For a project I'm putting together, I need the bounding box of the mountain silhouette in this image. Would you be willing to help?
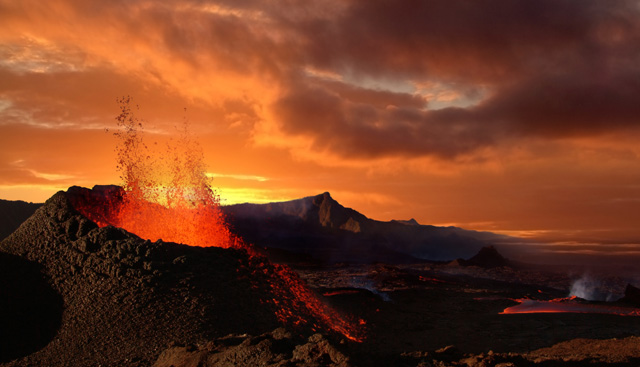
[0,199,42,240]
[0,191,515,264]
[223,192,513,263]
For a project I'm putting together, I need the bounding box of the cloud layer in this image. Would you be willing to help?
[3,0,640,160]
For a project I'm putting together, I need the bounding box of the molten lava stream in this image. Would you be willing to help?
[322,290,361,297]
[501,297,640,316]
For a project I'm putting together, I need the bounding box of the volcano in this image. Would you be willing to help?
[0,187,361,366]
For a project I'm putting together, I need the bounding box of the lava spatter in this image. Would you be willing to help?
[70,98,365,342]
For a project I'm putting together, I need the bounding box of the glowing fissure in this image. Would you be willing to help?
[323,290,361,297]
[501,296,640,316]
[71,97,364,341]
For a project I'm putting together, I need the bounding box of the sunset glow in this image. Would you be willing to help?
[2,0,640,255]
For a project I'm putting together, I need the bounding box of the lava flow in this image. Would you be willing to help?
[323,290,361,297]
[501,296,640,316]
[70,98,365,342]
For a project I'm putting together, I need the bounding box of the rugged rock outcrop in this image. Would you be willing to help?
[621,283,640,306]
[154,329,350,367]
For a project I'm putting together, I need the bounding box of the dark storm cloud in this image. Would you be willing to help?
[267,0,640,159]
[483,70,640,137]
[273,67,640,159]
[3,0,640,160]
[297,0,640,82]
[273,81,494,159]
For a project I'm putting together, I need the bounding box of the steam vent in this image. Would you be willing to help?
[0,186,360,366]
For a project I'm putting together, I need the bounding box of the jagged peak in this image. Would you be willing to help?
[312,192,335,205]
[222,191,365,230]
[392,218,420,226]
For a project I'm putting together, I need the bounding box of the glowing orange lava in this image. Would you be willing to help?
[107,97,236,248]
[418,276,447,284]
[501,297,640,316]
[70,98,364,341]
[322,290,361,297]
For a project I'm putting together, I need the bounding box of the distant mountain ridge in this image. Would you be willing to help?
[0,199,42,240]
[222,192,514,263]
[223,192,369,233]
[0,191,516,263]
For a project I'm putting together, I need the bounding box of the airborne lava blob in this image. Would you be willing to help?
[107,97,235,249]
[71,97,364,341]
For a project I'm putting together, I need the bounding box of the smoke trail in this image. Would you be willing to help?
[569,275,599,300]
[568,274,616,301]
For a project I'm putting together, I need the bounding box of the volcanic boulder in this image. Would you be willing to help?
[621,284,640,306]
[0,189,348,366]
[153,329,350,367]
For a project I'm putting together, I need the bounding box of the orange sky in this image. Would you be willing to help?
[2,0,640,250]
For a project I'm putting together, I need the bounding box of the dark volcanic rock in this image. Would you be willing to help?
[153,329,350,367]
[0,252,62,363]
[525,336,640,365]
[621,284,640,306]
[0,189,331,366]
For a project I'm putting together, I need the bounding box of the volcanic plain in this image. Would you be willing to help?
[1,187,640,366]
